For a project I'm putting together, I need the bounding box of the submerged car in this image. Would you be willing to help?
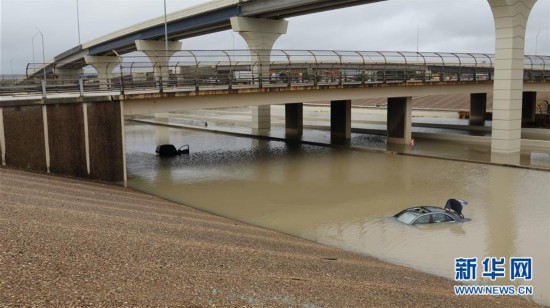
[394,199,469,225]
[155,144,190,157]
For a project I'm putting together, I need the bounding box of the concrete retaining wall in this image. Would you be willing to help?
[3,106,47,171]
[47,104,87,177]
[0,100,125,183]
[87,101,124,182]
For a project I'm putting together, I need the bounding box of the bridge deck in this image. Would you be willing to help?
[31,0,383,75]
[1,79,548,115]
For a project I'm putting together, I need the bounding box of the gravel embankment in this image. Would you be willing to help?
[0,168,539,307]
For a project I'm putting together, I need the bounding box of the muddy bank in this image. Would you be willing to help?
[0,168,538,307]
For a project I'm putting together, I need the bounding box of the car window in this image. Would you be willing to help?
[433,213,448,223]
[445,214,455,222]
[413,214,431,225]
[396,212,417,225]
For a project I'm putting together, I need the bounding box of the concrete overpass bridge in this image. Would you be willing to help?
[21,0,546,152]
[1,49,549,183]
[0,0,547,183]
[26,0,384,79]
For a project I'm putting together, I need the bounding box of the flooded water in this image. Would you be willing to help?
[125,122,550,305]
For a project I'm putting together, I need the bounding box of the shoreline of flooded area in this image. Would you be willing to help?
[2,168,539,307]
[125,118,549,306]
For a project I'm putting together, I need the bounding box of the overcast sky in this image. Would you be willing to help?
[1,0,549,75]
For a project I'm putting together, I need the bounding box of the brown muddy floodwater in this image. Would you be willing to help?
[125,122,550,305]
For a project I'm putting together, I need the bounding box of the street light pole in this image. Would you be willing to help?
[416,24,419,54]
[164,0,168,68]
[535,29,542,57]
[164,0,168,55]
[77,0,81,45]
[34,27,46,82]
[162,0,168,91]
[32,38,36,72]
[10,58,14,80]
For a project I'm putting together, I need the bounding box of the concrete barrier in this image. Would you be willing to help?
[0,98,125,183]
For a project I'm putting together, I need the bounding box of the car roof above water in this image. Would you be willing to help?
[403,206,447,215]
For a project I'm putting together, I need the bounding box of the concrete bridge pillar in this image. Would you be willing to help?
[387,97,412,145]
[469,93,487,126]
[84,56,122,89]
[252,105,271,131]
[522,91,537,126]
[230,16,288,81]
[488,0,537,154]
[331,100,351,144]
[231,17,288,131]
[285,103,303,139]
[135,40,182,85]
[0,108,5,166]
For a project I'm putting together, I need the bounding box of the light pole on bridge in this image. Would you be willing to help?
[76,0,81,46]
[32,27,46,82]
[10,58,14,80]
[164,0,168,60]
[31,37,35,73]
[163,0,169,91]
[535,29,542,57]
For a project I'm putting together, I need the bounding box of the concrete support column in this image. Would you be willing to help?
[42,105,50,173]
[120,101,127,186]
[230,17,288,82]
[522,91,537,126]
[387,97,412,145]
[232,17,287,132]
[0,108,5,166]
[84,56,122,88]
[252,105,271,131]
[82,103,91,175]
[285,103,303,139]
[135,40,182,84]
[488,0,537,154]
[469,93,487,126]
[331,100,351,143]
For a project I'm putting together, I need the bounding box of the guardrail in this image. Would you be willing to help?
[2,50,549,97]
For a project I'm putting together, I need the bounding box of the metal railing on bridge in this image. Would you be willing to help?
[2,50,549,97]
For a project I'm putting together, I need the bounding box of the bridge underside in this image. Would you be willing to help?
[120,82,548,115]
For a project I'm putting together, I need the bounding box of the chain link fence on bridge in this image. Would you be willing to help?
[1,50,548,98]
